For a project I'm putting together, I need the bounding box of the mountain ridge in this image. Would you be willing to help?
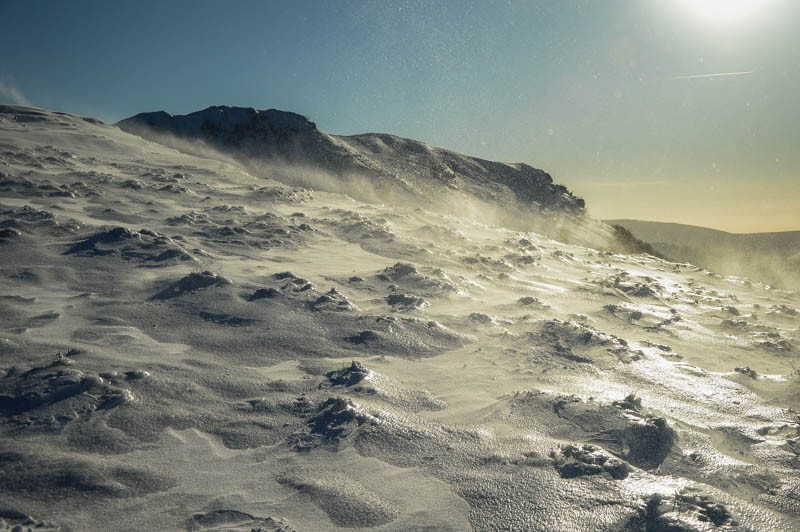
[609,218,800,290]
[608,219,800,238]
[117,105,586,215]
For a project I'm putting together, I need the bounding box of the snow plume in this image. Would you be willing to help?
[117,111,619,252]
[240,155,615,250]
[111,125,246,172]
[0,81,30,105]
[125,127,616,250]
[246,158,413,206]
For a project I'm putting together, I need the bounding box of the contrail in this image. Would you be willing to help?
[670,71,753,80]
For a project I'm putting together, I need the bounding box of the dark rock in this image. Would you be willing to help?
[386,293,427,309]
[0,354,133,425]
[248,287,280,301]
[311,288,356,312]
[64,226,139,254]
[307,397,369,446]
[0,228,22,241]
[327,361,370,387]
[151,271,231,300]
[551,444,631,480]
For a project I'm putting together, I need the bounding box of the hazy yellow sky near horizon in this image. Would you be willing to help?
[574,176,799,234]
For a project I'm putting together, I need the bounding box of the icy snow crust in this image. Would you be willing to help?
[1,105,799,531]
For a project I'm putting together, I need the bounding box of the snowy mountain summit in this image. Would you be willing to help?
[118,106,585,215]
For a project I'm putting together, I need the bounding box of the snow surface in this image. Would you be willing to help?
[608,219,800,291]
[1,105,799,531]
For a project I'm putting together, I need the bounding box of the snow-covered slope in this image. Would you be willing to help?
[1,105,799,531]
[609,219,800,291]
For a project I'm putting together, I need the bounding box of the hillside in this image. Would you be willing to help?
[609,219,800,290]
[1,105,799,531]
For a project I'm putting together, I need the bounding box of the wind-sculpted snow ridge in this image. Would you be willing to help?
[117,105,586,216]
[1,105,800,530]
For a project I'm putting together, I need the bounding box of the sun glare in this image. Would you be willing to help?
[680,0,769,22]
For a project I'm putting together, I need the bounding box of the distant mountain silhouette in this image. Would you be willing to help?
[608,219,800,290]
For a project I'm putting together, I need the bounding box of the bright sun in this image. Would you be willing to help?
[681,0,769,22]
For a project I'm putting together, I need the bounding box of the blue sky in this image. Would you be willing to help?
[1,0,798,231]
